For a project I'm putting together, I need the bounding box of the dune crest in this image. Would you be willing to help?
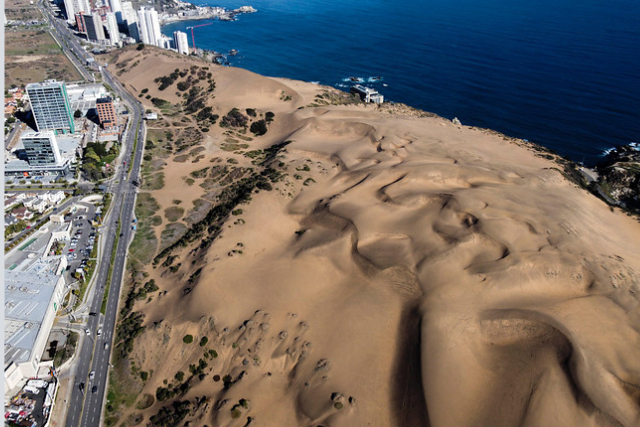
[107,47,640,427]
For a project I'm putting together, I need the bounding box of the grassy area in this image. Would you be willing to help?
[164,206,184,222]
[4,29,81,86]
[101,222,120,314]
[5,0,43,21]
[141,172,165,190]
[105,361,141,427]
[127,122,140,176]
[159,222,187,252]
[128,194,160,265]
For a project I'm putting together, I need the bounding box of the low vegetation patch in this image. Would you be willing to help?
[164,206,184,222]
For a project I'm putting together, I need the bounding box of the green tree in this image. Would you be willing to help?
[74,109,83,118]
[84,149,101,164]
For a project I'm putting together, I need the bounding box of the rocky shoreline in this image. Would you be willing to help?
[159,0,256,25]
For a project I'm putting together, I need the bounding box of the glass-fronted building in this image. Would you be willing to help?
[22,131,63,166]
[26,80,75,134]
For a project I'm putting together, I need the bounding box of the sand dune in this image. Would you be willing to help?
[106,47,640,427]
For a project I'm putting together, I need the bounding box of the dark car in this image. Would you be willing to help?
[92,386,98,394]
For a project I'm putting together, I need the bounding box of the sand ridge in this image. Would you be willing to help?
[105,46,640,427]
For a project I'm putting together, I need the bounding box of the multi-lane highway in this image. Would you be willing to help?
[35,2,147,426]
[75,69,145,427]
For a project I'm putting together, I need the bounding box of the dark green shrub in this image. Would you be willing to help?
[250,119,268,136]
[183,335,193,344]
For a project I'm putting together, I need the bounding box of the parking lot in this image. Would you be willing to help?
[63,205,98,282]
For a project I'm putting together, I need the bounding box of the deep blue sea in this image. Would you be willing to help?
[163,0,640,165]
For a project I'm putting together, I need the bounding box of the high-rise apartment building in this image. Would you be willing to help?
[105,12,120,45]
[26,80,75,134]
[84,13,106,42]
[173,30,189,55]
[96,97,117,128]
[117,0,134,24]
[75,11,87,33]
[21,131,62,166]
[63,0,90,23]
[137,6,162,47]
[109,0,122,14]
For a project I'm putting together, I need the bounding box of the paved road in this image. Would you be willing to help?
[40,0,96,81]
[76,73,144,427]
[35,2,145,426]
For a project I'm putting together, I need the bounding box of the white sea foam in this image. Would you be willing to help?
[602,142,639,156]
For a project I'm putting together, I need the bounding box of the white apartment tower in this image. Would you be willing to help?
[173,30,189,55]
[63,0,91,23]
[105,13,121,45]
[137,6,162,47]
[109,0,122,14]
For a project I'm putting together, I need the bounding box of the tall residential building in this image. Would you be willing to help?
[96,97,117,128]
[137,6,162,47]
[63,0,90,23]
[84,13,106,42]
[109,0,122,14]
[173,30,189,55]
[75,12,87,33]
[105,12,120,45]
[26,80,75,134]
[117,0,136,24]
[21,131,62,166]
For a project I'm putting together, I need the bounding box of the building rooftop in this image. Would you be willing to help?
[4,265,64,368]
[26,80,65,89]
[4,158,70,173]
[5,221,68,271]
[67,83,109,112]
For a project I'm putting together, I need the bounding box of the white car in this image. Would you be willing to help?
[97,328,102,336]
[85,329,90,335]
[89,371,95,380]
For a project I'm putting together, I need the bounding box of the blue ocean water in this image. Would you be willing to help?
[162,0,640,165]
